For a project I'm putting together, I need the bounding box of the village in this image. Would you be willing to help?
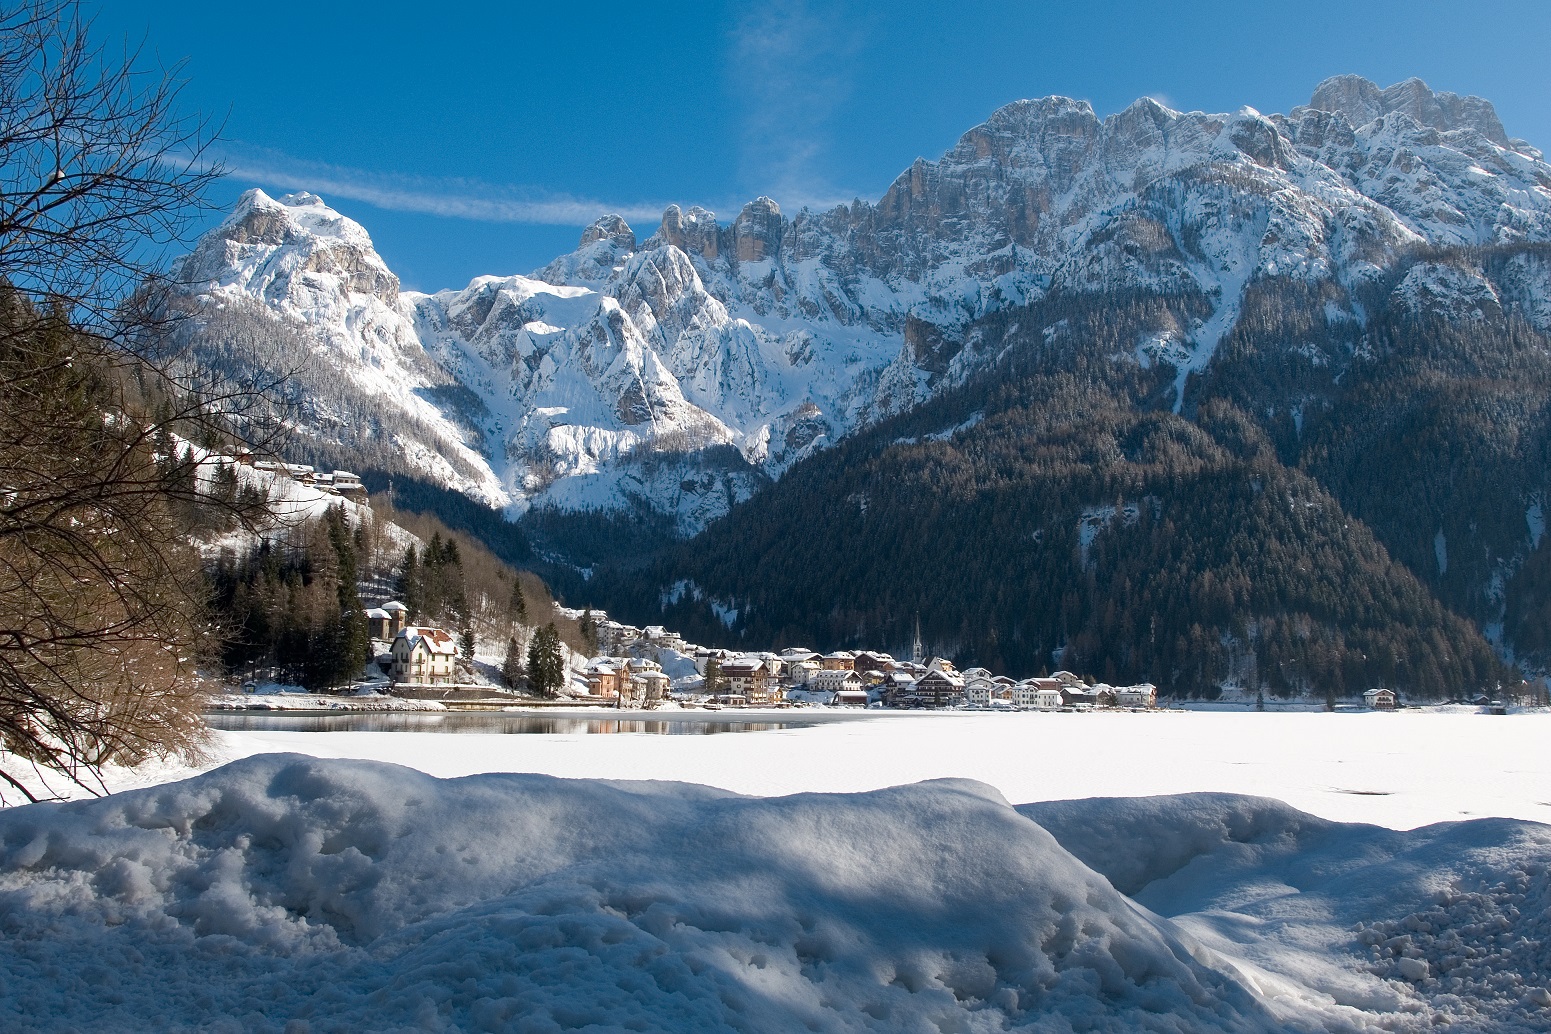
[369,600,1192,712]
[212,454,1403,714]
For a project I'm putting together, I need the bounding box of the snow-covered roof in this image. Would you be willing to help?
[396,626,457,656]
[382,600,409,613]
[365,608,390,620]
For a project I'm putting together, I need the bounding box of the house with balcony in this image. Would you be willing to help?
[390,626,458,685]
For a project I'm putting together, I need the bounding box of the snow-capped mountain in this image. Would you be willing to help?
[172,75,1551,531]
[172,189,510,506]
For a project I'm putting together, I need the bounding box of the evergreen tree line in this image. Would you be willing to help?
[1196,254,1551,660]
[209,506,372,691]
[580,275,1521,699]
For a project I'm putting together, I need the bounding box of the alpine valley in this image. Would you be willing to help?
[172,75,1551,696]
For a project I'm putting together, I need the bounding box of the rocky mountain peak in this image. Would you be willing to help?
[658,204,719,260]
[951,95,1101,168]
[579,213,637,250]
[177,188,399,305]
[1306,74,1510,147]
[732,197,784,262]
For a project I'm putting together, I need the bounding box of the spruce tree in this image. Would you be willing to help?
[527,623,565,698]
[580,606,598,656]
[459,627,475,663]
[508,576,527,623]
[325,506,370,687]
[704,656,724,697]
[502,635,523,687]
[396,545,420,618]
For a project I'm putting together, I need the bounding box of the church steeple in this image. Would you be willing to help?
[911,615,924,664]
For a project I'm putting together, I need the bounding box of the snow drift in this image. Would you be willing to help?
[0,757,1547,1031]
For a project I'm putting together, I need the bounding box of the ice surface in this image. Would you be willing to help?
[211,710,1551,829]
[5,712,1551,1030]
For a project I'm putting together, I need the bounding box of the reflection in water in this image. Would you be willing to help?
[206,712,805,735]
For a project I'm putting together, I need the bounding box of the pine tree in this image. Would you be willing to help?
[459,627,475,663]
[527,623,565,698]
[579,606,598,656]
[396,545,420,618]
[325,505,370,688]
[508,575,527,623]
[501,635,523,687]
[703,656,724,698]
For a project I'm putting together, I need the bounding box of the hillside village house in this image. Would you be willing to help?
[810,668,864,698]
[365,608,391,640]
[585,661,623,699]
[631,669,670,704]
[786,660,821,686]
[821,651,857,671]
[901,661,966,708]
[695,648,736,675]
[382,601,409,637]
[391,626,458,685]
[964,674,997,707]
[852,651,894,674]
[1363,687,1398,710]
[721,659,777,703]
[1115,684,1158,708]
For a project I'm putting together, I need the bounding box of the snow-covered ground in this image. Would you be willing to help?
[214,709,1551,829]
[2,712,1549,1032]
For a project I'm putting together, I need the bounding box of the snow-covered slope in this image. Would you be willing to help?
[173,75,1551,530]
[173,190,509,506]
[3,754,1549,1031]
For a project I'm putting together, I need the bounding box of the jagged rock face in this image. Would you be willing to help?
[177,190,402,312]
[1309,74,1512,148]
[579,214,637,251]
[171,190,507,506]
[731,197,784,262]
[659,204,718,260]
[173,76,1551,536]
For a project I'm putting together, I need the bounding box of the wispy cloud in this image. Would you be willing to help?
[727,0,869,212]
[217,144,668,226]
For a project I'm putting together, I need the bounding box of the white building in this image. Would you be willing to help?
[1115,684,1157,708]
[390,626,458,685]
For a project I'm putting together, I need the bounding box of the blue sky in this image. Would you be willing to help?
[101,0,1551,293]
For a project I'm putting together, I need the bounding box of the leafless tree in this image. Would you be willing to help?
[0,1,280,802]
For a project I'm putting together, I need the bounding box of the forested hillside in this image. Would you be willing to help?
[583,259,1542,698]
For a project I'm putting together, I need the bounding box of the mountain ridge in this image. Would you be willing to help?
[171,74,1551,535]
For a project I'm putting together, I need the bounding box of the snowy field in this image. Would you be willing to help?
[1,712,1549,1032]
[217,709,1551,829]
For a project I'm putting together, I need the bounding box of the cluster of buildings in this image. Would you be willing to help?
[699,649,1154,710]
[581,617,1158,711]
[238,454,368,498]
[363,601,461,686]
[582,657,672,706]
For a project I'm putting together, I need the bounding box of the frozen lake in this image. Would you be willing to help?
[8,709,1551,1031]
[212,708,1551,830]
[206,710,864,736]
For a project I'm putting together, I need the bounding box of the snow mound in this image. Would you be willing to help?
[0,756,1276,1032]
[1023,793,1551,1030]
